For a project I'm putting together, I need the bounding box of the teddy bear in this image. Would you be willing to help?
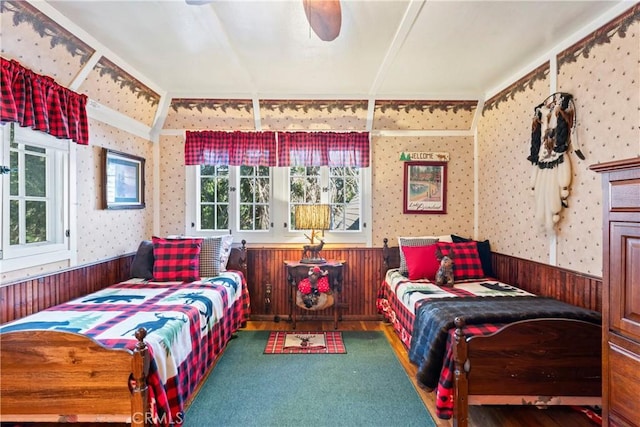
[435,249,454,287]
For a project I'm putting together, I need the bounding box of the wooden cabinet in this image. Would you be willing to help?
[591,158,640,427]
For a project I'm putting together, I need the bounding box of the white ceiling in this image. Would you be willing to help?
[43,0,629,101]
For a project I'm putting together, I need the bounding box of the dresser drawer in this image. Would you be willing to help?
[608,338,640,426]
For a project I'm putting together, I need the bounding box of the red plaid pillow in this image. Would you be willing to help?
[152,237,202,282]
[436,241,484,280]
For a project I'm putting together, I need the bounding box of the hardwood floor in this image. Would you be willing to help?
[243,319,600,427]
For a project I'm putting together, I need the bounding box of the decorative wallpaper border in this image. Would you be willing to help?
[558,4,640,70]
[94,57,160,106]
[169,99,370,114]
[375,100,476,114]
[259,99,368,113]
[170,98,253,113]
[483,63,550,114]
[1,0,94,64]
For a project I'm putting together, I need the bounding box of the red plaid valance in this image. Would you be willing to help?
[278,131,369,167]
[185,130,277,166]
[185,130,370,167]
[1,58,89,145]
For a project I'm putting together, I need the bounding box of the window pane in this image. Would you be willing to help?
[331,177,345,203]
[24,153,46,197]
[239,204,252,230]
[199,165,229,230]
[9,200,19,245]
[216,177,229,203]
[25,145,45,154]
[25,200,46,243]
[290,177,305,203]
[256,178,270,203]
[239,177,254,203]
[329,167,360,231]
[238,166,271,230]
[255,205,270,230]
[201,205,214,229]
[9,151,18,195]
[290,166,306,177]
[201,177,215,203]
[216,204,229,229]
[201,165,215,175]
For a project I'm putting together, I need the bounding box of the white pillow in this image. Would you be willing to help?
[219,234,234,271]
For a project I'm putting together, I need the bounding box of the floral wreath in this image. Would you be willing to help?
[298,266,330,294]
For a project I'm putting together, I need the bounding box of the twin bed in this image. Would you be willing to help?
[0,237,250,426]
[377,237,602,427]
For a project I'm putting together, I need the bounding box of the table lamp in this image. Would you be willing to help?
[295,204,330,263]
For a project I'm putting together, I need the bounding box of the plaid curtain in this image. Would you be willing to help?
[278,131,370,167]
[184,130,277,166]
[0,58,89,145]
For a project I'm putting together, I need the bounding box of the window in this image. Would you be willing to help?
[186,165,371,245]
[1,123,75,271]
[289,166,361,232]
[239,165,270,231]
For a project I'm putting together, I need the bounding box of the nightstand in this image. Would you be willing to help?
[284,260,345,329]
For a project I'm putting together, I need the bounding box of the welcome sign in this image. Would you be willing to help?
[399,152,449,161]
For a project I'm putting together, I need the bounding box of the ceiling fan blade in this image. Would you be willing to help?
[303,0,342,41]
[185,0,213,5]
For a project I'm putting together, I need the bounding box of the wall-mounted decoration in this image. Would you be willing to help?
[528,92,577,232]
[403,161,447,214]
[102,148,145,210]
[399,152,449,162]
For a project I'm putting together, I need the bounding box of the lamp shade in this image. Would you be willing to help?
[295,204,331,231]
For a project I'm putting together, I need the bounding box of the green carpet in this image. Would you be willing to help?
[184,330,435,427]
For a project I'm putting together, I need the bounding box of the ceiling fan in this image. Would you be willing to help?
[185,0,342,42]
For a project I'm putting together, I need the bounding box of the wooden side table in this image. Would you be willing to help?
[284,260,345,329]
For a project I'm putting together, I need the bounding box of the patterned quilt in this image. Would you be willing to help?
[376,268,534,348]
[0,271,250,426]
[376,268,601,419]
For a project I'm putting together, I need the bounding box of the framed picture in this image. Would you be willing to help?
[403,161,447,214]
[103,148,145,209]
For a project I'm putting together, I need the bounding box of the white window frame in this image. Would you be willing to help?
[185,165,372,246]
[0,123,77,272]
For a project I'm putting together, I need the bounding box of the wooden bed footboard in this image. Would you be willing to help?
[0,328,151,426]
[452,317,602,427]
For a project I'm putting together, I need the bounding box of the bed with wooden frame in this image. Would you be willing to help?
[0,240,249,427]
[379,238,602,427]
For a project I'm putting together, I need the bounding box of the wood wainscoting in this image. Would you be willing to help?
[245,246,386,322]
[0,255,133,324]
[0,247,601,325]
[491,252,602,312]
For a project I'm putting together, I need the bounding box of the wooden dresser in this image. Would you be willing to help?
[591,158,640,427]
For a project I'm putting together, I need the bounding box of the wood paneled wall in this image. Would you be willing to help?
[245,247,386,321]
[0,256,133,324]
[0,247,602,325]
[491,252,602,312]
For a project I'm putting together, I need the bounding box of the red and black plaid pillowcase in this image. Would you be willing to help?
[152,237,202,282]
[436,241,484,280]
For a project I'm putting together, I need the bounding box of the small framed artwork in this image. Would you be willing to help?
[103,148,145,209]
[403,161,447,214]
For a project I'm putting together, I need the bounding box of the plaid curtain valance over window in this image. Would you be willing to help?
[184,130,369,167]
[277,131,369,167]
[0,58,89,145]
[184,130,277,166]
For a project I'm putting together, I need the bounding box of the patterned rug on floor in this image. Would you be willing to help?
[263,331,346,354]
